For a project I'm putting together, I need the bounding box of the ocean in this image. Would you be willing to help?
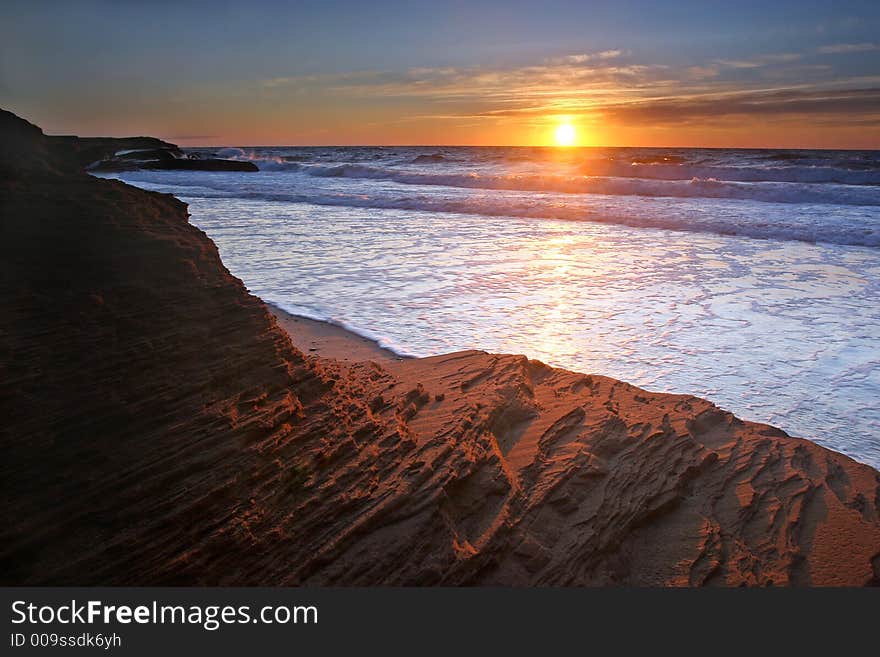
[101,145,880,468]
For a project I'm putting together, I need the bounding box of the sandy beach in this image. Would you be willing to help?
[268,303,402,362]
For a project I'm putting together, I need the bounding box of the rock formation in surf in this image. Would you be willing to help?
[6,116,258,172]
[1,109,878,586]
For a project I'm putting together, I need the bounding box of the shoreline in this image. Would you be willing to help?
[270,303,878,472]
[267,302,408,362]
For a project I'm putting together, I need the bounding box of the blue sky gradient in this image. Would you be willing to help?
[2,0,879,146]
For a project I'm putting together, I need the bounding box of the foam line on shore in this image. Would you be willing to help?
[265,300,417,359]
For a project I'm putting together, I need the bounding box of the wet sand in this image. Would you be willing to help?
[268,303,404,362]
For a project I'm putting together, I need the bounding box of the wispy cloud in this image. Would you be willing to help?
[544,49,626,65]
[598,86,880,125]
[256,48,880,132]
[166,134,220,140]
[714,53,802,69]
[759,53,803,63]
[261,55,671,104]
[817,43,880,54]
[261,70,394,89]
[687,65,720,80]
[714,59,764,70]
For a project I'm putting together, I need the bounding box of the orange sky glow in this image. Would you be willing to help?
[3,3,879,148]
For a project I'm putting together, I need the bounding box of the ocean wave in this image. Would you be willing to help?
[291,163,880,206]
[108,173,879,248]
[213,147,296,170]
[199,146,880,185]
[762,152,810,162]
[584,161,880,185]
[410,153,447,164]
[275,193,880,247]
[628,154,688,165]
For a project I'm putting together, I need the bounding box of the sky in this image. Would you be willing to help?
[2,0,880,147]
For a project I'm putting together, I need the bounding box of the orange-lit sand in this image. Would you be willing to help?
[263,310,880,585]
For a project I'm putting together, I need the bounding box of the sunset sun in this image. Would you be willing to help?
[555,123,576,146]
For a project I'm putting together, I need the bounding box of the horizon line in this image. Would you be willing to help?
[151,142,880,152]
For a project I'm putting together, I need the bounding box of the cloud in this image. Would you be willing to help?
[714,59,764,69]
[261,70,397,89]
[599,86,880,125]
[687,65,720,80]
[545,49,625,65]
[714,53,802,69]
[817,43,880,54]
[255,50,880,132]
[261,57,671,105]
[166,134,220,140]
[759,53,803,63]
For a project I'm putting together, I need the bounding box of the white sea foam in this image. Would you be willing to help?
[99,144,880,468]
[101,169,880,247]
[179,196,880,470]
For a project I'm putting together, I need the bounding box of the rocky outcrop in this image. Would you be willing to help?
[1,109,878,586]
[0,110,257,172]
[50,135,183,170]
[88,153,258,172]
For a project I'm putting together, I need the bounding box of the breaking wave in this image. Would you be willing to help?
[98,171,880,247]
[286,163,880,206]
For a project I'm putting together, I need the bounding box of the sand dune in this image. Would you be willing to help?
[1,109,878,585]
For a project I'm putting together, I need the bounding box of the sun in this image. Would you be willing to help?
[554,123,576,147]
